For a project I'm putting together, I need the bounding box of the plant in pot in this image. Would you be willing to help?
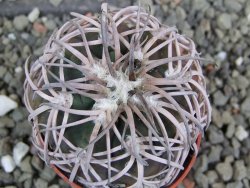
[24,3,211,188]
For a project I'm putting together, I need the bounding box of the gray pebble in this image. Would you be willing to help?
[34,178,48,188]
[206,170,218,184]
[13,15,29,31]
[19,156,33,173]
[226,123,235,138]
[217,13,232,30]
[40,166,56,182]
[0,66,7,79]
[233,160,247,180]
[11,120,32,138]
[216,162,233,181]
[194,172,209,188]
[208,145,223,163]
[235,75,249,90]
[0,116,15,128]
[208,126,224,144]
[225,0,243,12]
[226,181,243,188]
[0,138,11,156]
[212,183,226,188]
[213,90,229,106]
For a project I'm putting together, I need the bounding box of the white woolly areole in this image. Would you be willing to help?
[134,49,144,61]
[52,92,73,108]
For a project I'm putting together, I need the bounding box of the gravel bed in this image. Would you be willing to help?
[0,0,249,187]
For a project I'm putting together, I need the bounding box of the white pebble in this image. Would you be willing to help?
[1,155,16,173]
[235,57,243,66]
[28,7,40,23]
[15,66,23,73]
[0,95,18,116]
[13,142,29,165]
[8,33,16,40]
[235,126,249,141]
[216,51,227,61]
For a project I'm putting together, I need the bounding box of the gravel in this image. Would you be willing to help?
[0,0,250,187]
[13,142,29,165]
[0,95,18,116]
[1,155,16,173]
[215,162,233,181]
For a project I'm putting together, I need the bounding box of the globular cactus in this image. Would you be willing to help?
[24,3,211,188]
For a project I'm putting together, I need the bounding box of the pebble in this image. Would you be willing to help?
[226,181,243,188]
[212,183,226,188]
[225,0,242,12]
[34,178,48,188]
[33,22,47,33]
[241,97,250,117]
[235,75,249,90]
[206,170,218,184]
[216,51,227,61]
[28,7,40,23]
[0,95,18,116]
[13,142,29,165]
[0,138,11,156]
[213,90,229,106]
[226,123,235,138]
[40,166,56,182]
[13,15,29,31]
[11,120,32,138]
[235,57,244,66]
[233,160,247,180]
[235,125,249,141]
[215,162,233,181]
[217,13,232,30]
[208,145,223,163]
[1,155,16,173]
[49,0,63,7]
[208,127,224,144]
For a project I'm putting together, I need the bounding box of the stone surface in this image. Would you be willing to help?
[1,155,16,173]
[13,15,29,31]
[28,7,40,23]
[233,160,247,180]
[13,142,29,165]
[0,95,18,116]
[213,90,229,106]
[235,125,249,141]
[215,162,233,181]
[217,13,232,30]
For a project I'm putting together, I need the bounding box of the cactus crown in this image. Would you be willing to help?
[24,3,211,187]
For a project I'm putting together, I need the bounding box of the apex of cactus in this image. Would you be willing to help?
[24,3,211,187]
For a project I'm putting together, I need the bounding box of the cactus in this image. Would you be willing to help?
[24,3,211,187]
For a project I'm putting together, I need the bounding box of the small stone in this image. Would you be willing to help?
[28,7,40,23]
[235,125,248,141]
[5,186,17,188]
[18,172,32,183]
[176,7,186,20]
[19,156,33,173]
[224,0,242,12]
[225,155,234,164]
[13,15,29,31]
[48,185,60,188]
[11,120,32,138]
[208,145,223,163]
[206,170,218,184]
[1,155,16,173]
[8,33,16,40]
[235,57,243,66]
[31,155,43,171]
[34,178,48,188]
[0,66,7,78]
[226,181,243,188]
[33,22,47,33]
[235,75,249,90]
[49,0,63,7]
[241,97,250,117]
[0,138,11,156]
[233,160,247,180]
[216,162,233,181]
[226,123,235,138]
[40,166,56,182]
[13,142,29,165]
[0,95,18,116]
[213,90,229,106]
[217,13,232,30]
[208,127,224,144]
[44,19,57,30]
[24,178,32,188]
[216,51,227,61]
[194,172,208,188]
[212,183,226,188]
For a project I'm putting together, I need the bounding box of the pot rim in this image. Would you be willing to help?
[50,134,202,188]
